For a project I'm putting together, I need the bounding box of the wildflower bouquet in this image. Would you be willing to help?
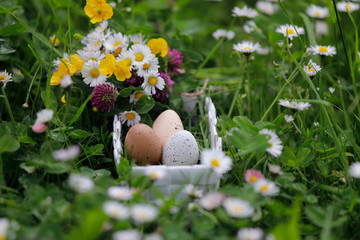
[50,7,183,127]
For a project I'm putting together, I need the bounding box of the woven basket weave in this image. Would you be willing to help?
[113,96,222,198]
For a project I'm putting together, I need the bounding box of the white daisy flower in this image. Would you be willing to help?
[212,29,235,40]
[136,57,160,77]
[308,45,336,56]
[0,70,12,88]
[256,46,270,55]
[284,114,294,122]
[119,110,141,127]
[144,233,164,240]
[279,99,312,111]
[237,228,264,240]
[107,186,133,201]
[349,162,360,178]
[76,48,105,62]
[130,44,153,68]
[103,201,129,220]
[117,50,136,71]
[68,174,94,193]
[329,87,335,93]
[52,53,70,68]
[306,4,329,19]
[198,192,224,210]
[256,1,278,15]
[226,30,235,40]
[84,30,110,49]
[232,6,259,18]
[142,71,165,95]
[184,184,203,198]
[35,109,54,124]
[144,166,167,180]
[243,21,260,34]
[130,204,158,225]
[222,197,254,218]
[113,229,141,240]
[253,179,280,196]
[95,20,108,32]
[81,60,107,87]
[303,59,321,77]
[314,122,320,127]
[259,129,283,158]
[315,20,329,37]
[0,218,9,240]
[336,2,360,12]
[129,91,146,104]
[104,32,129,57]
[52,145,81,161]
[60,74,73,89]
[129,33,147,45]
[275,24,305,40]
[268,163,283,175]
[233,41,260,55]
[200,149,233,176]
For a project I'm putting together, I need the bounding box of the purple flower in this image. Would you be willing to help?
[91,83,119,112]
[124,71,144,87]
[167,47,184,75]
[159,72,174,92]
[152,88,168,104]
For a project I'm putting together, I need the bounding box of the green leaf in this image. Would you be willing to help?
[0,22,26,36]
[282,147,298,167]
[182,50,203,63]
[0,40,15,54]
[305,205,325,227]
[18,136,37,145]
[47,162,72,174]
[84,144,104,156]
[135,95,155,114]
[65,93,93,131]
[233,116,258,135]
[68,129,92,139]
[119,86,134,98]
[0,135,20,153]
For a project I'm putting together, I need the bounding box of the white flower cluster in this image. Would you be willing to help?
[212,29,235,40]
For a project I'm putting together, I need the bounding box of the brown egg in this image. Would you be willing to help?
[152,110,184,149]
[125,123,162,165]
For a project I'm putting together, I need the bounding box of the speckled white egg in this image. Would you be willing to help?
[162,130,199,166]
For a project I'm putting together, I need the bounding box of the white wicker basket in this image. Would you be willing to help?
[113,96,222,198]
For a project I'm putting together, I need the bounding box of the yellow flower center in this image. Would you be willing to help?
[319,46,328,53]
[308,69,314,72]
[116,193,124,199]
[0,233,6,240]
[249,176,257,183]
[90,57,97,61]
[135,53,144,61]
[0,75,5,80]
[114,47,121,57]
[233,205,244,214]
[243,47,251,51]
[95,41,100,47]
[143,63,150,69]
[125,58,132,66]
[287,28,295,35]
[150,172,158,179]
[314,11,321,17]
[96,8,102,15]
[134,41,139,44]
[346,3,352,10]
[211,158,219,167]
[114,41,122,47]
[260,185,269,192]
[90,69,100,78]
[148,77,157,85]
[126,113,135,120]
[135,92,143,99]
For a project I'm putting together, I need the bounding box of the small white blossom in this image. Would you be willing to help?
[306,4,329,19]
[144,167,167,181]
[184,184,203,198]
[52,145,81,161]
[315,20,329,37]
[259,129,283,158]
[336,2,360,12]
[256,1,278,15]
[308,45,336,56]
[107,186,133,201]
[303,59,321,77]
[232,6,259,18]
[268,163,283,175]
[284,115,294,122]
[233,41,260,54]
[0,70,12,88]
[349,162,360,178]
[0,218,9,240]
[329,87,335,93]
[213,29,235,40]
[35,109,54,124]
[222,197,254,218]
[119,110,141,127]
[279,99,311,111]
[131,204,158,225]
[113,229,141,240]
[237,228,264,240]
[200,149,233,176]
[60,74,73,88]
[103,201,129,220]
[68,174,94,193]
[276,24,305,40]
[254,179,280,196]
[198,192,224,210]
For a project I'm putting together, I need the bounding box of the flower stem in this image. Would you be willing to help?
[246,56,251,118]
[0,154,5,189]
[260,69,299,121]
[1,87,17,134]
[228,77,242,117]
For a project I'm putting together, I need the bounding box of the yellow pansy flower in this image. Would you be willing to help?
[147,38,168,57]
[99,54,116,77]
[114,60,132,81]
[84,0,113,24]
